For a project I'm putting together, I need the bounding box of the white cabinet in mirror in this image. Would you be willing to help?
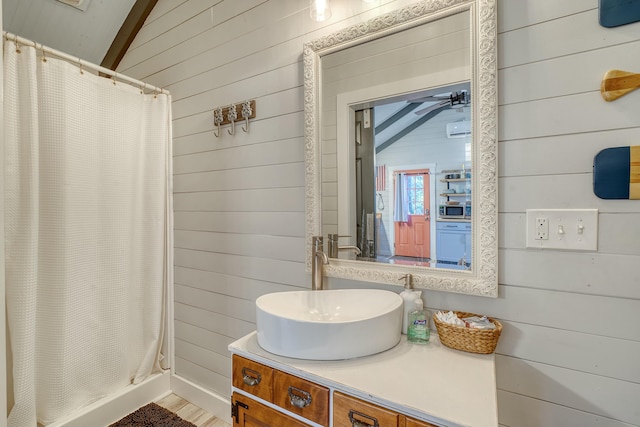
[304,0,498,297]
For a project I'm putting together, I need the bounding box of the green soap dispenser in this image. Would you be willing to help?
[407,298,430,344]
[399,274,421,335]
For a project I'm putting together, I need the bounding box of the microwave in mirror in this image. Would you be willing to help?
[439,204,468,218]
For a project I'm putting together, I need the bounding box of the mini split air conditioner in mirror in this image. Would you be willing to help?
[446,121,471,138]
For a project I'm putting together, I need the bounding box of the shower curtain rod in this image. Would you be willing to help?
[3,31,169,95]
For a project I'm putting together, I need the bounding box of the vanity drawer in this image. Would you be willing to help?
[333,391,399,427]
[232,355,274,402]
[405,417,439,427]
[232,392,312,427]
[273,370,329,426]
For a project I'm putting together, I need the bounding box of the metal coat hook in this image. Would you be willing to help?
[227,104,238,135]
[213,107,223,137]
[241,100,252,132]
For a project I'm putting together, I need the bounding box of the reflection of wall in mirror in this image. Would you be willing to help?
[320,10,471,246]
[375,102,471,261]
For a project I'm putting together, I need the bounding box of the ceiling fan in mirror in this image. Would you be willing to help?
[410,90,471,115]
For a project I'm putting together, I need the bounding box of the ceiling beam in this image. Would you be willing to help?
[375,104,450,154]
[100,0,158,71]
[374,103,422,135]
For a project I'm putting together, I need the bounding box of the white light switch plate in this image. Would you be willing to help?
[526,209,598,251]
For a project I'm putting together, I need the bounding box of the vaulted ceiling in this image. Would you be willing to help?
[2,0,156,69]
[2,2,471,147]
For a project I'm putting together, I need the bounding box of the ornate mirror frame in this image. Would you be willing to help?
[304,0,498,297]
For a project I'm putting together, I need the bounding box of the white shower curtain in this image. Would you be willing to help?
[3,39,172,426]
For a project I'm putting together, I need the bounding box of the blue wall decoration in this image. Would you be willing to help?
[593,146,640,199]
[599,0,640,27]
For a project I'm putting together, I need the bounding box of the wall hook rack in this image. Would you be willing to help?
[227,104,238,135]
[213,107,223,137]
[212,100,256,137]
[601,69,640,101]
[241,100,252,132]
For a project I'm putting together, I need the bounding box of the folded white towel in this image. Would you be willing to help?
[435,310,465,327]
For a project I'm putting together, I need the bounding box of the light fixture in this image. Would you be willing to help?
[310,0,331,22]
[362,0,377,3]
[56,0,91,11]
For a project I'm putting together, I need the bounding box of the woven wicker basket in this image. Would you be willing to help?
[433,311,502,354]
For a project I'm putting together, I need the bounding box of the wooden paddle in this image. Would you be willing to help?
[601,70,640,101]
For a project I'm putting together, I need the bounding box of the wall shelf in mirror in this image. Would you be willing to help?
[303,0,498,297]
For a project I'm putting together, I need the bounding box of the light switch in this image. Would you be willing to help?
[526,209,598,251]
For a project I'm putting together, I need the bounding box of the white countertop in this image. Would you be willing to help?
[229,332,498,427]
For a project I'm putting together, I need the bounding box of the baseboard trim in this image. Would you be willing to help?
[48,370,171,427]
[170,374,232,425]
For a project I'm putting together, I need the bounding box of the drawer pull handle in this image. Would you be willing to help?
[288,386,312,408]
[348,410,379,427]
[241,367,261,386]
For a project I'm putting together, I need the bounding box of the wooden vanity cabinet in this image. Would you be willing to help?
[273,370,329,425]
[405,417,439,427]
[232,355,274,402]
[231,355,329,426]
[334,391,400,426]
[232,392,311,427]
[232,354,450,427]
[334,391,438,427]
[230,333,497,427]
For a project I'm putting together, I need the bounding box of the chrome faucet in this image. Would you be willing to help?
[312,236,329,290]
[339,245,361,256]
[327,234,362,258]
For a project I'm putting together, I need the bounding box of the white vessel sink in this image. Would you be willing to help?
[255,289,403,360]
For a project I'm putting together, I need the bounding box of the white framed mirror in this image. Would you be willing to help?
[304,0,497,297]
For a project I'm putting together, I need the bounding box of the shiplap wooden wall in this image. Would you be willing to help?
[118,0,640,425]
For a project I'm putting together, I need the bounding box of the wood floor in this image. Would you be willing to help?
[155,394,230,427]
